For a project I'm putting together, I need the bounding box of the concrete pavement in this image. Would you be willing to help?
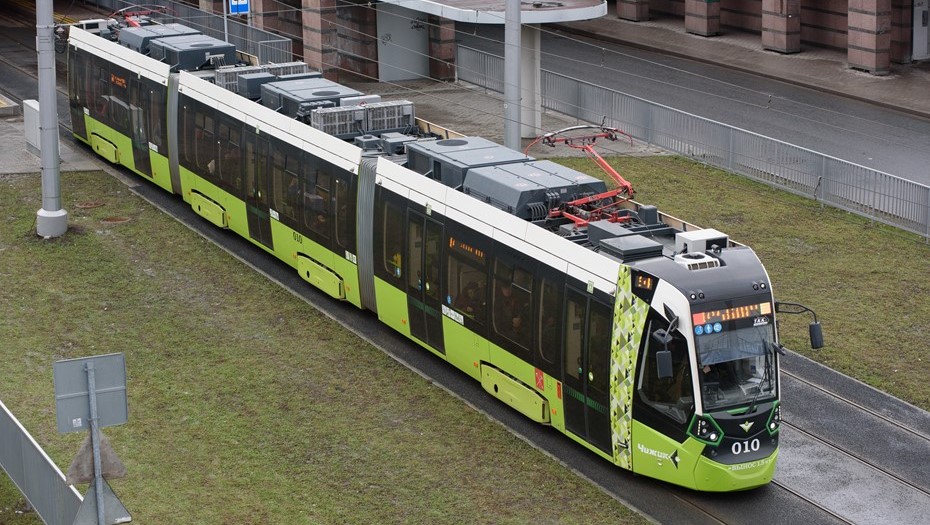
[556,6,930,119]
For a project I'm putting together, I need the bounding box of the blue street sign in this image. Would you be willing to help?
[230,0,250,15]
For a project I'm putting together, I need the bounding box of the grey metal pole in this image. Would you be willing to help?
[503,0,521,150]
[86,362,106,525]
[223,0,230,43]
[35,0,68,238]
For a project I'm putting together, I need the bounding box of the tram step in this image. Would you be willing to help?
[480,365,550,424]
[90,133,118,163]
[297,255,345,300]
[191,192,228,228]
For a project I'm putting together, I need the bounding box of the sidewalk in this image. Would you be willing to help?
[0,114,100,175]
[557,7,930,119]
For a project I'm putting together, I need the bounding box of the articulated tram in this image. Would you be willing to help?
[65,19,813,491]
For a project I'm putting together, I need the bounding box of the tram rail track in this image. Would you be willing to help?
[769,478,855,525]
[781,419,930,500]
[782,368,930,446]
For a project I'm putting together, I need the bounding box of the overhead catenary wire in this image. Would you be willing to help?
[152,3,930,245]
[231,0,930,158]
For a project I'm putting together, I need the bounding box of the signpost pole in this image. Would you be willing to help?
[85,362,106,525]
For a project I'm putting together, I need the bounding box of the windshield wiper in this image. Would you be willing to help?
[743,342,777,415]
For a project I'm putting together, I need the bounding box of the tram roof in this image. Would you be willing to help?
[376,0,607,24]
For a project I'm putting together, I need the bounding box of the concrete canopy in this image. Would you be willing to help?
[377,0,607,24]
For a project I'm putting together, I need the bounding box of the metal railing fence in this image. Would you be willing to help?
[458,46,930,239]
[75,0,292,64]
[1,399,82,525]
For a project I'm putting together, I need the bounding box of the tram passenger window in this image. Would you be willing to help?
[493,260,532,354]
[283,152,301,223]
[424,222,441,300]
[129,82,146,145]
[194,107,216,178]
[304,171,331,238]
[217,119,241,193]
[92,61,108,120]
[381,200,404,280]
[69,51,85,106]
[638,315,693,424]
[180,100,196,169]
[270,146,287,215]
[448,252,486,325]
[536,279,563,378]
[587,302,612,393]
[145,81,166,152]
[107,66,130,135]
[335,178,356,254]
[406,220,424,293]
[564,292,585,381]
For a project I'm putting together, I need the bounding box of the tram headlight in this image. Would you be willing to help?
[688,414,724,446]
[766,403,781,435]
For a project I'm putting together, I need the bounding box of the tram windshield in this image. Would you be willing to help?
[694,322,776,411]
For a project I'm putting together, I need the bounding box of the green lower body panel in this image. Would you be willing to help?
[91,133,119,163]
[297,255,344,299]
[191,192,228,228]
[481,365,549,423]
[693,448,778,492]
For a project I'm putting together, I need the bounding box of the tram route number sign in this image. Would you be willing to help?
[229,0,249,15]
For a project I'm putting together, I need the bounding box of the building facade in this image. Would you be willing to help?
[620,0,927,75]
[198,0,929,78]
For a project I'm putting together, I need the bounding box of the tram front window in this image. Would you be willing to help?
[695,324,776,411]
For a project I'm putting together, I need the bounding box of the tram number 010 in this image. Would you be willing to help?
[731,439,760,455]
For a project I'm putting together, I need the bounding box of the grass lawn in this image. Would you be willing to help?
[0,170,647,524]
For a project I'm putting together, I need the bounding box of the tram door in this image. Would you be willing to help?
[406,211,444,353]
[129,78,152,177]
[243,130,274,249]
[562,289,612,453]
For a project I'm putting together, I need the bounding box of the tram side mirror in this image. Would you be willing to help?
[809,321,824,349]
[652,327,674,379]
[775,301,825,350]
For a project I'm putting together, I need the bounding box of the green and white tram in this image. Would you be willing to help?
[66,21,817,491]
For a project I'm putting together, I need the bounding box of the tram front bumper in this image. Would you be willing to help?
[692,449,778,492]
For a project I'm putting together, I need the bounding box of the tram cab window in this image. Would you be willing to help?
[695,322,776,411]
[638,313,693,424]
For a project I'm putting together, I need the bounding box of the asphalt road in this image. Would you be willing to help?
[456,24,930,185]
